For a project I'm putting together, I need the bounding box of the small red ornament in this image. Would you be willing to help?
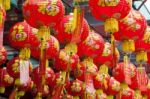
[54,49,79,71]
[54,15,89,44]
[6,57,33,78]
[89,0,131,21]
[23,0,65,28]
[94,42,120,68]
[106,77,120,95]
[114,9,147,41]
[0,47,7,66]
[78,32,105,58]
[93,72,110,90]
[0,68,14,89]
[9,21,39,49]
[67,79,85,97]
[31,35,60,59]
[113,62,134,83]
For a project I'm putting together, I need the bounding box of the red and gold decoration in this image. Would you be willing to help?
[0,47,7,66]
[78,32,105,58]
[9,21,39,49]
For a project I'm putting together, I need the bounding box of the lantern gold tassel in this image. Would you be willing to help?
[122,40,135,53]
[73,96,80,99]
[19,47,31,60]
[0,0,10,10]
[0,87,5,93]
[136,51,148,63]
[107,95,114,99]
[104,18,119,33]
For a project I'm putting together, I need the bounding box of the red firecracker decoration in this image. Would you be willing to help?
[0,47,7,66]
[31,35,60,59]
[94,42,120,68]
[54,15,89,44]
[23,0,65,28]
[9,21,39,49]
[78,32,105,58]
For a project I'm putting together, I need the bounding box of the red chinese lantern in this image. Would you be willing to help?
[113,62,135,83]
[74,58,98,81]
[0,47,7,66]
[0,68,14,94]
[106,77,120,95]
[78,32,105,58]
[116,84,134,99]
[23,0,65,28]
[94,42,120,68]
[67,79,85,98]
[54,49,79,71]
[31,35,60,59]
[9,21,39,49]
[89,0,131,33]
[54,14,89,44]
[93,72,110,90]
[6,57,33,78]
[114,9,147,53]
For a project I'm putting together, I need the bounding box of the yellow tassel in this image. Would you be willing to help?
[34,93,42,99]
[107,95,114,99]
[136,51,148,63]
[143,27,150,44]
[0,87,5,93]
[96,89,103,94]
[99,64,108,74]
[104,18,119,33]
[0,0,10,10]
[19,47,31,60]
[122,40,135,53]
[73,96,80,99]
[72,7,78,31]
[65,43,78,55]
[37,26,50,41]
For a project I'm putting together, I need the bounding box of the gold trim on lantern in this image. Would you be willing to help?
[98,0,119,7]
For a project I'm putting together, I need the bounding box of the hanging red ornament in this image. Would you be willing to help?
[31,35,60,59]
[9,21,39,49]
[113,62,135,83]
[106,77,120,95]
[23,0,65,28]
[6,57,33,79]
[89,0,131,33]
[53,14,89,44]
[114,9,147,53]
[54,49,79,71]
[0,68,14,94]
[67,79,85,98]
[94,42,120,68]
[78,32,105,58]
[0,47,7,66]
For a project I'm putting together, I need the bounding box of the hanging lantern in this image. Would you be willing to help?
[94,42,120,68]
[23,0,65,28]
[6,56,33,79]
[0,47,7,66]
[67,79,85,98]
[135,26,150,63]
[53,14,89,44]
[106,77,120,95]
[31,35,60,59]
[54,49,79,71]
[114,9,147,53]
[0,68,14,94]
[78,32,105,58]
[89,0,131,33]
[113,62,135,83]
[9,21,39,49]
[116,83,134,99]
